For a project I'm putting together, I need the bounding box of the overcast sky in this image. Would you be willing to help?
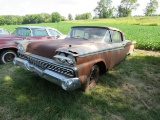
[0,0,159,18]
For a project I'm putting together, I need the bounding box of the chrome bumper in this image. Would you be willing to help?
[13,57,81,91]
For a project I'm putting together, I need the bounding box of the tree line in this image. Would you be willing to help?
[0,0,159,25]
[94,0,159,18]
[0,12,66,25]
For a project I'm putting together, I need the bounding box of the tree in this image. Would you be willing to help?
[0,16,5,25]
[41,13,51,23]
[75,13,92,20]
[61,16,66,21]
[118,0,139,17]
[68,14,73,20]
[94,0,113,18]
[144,0,159,16]
[51,12,61,22]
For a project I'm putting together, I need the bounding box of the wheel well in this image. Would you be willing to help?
[0,48,18,54]
[96,61,107,74]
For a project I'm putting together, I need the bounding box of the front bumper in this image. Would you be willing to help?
[13,57,81,91]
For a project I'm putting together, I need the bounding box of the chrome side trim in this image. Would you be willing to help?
[57,45,125,58]
[13,57,81,91]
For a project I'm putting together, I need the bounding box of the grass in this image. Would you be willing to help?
[0,50,160,120]
[1,16,160,51]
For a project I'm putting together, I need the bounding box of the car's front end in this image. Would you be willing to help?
[13,51,81,90]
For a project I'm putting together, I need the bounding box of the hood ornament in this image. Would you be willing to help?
[68,44,72,51]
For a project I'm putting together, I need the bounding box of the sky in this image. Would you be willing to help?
[0,0,160,18]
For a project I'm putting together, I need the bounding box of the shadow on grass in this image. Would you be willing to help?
[0,50,160,120]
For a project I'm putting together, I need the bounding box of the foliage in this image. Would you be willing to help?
[0,15,23,25]
[22,14,44,24]
[51,12,61,23]
[68,13,73,20]
[144,0,159,16]
[0,50,160,119]
[118,0,140,17]
[94,0,113,18]
[75,13,92,20]
[40,13,52,23]
[0,16,5,25]
[60,16,66,21]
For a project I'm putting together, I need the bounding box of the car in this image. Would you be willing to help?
[0,26,66,64]
[13,26,136,91]
[0,28,10,35]
[12,26,66,39]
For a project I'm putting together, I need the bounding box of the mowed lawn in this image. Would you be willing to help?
[0,17,160,119]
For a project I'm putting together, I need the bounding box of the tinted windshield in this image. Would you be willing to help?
[67,27,107,41]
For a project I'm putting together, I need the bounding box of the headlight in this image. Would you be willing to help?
[17,44,25,53]
[66,54,75,65]
[59,53,66,63]
[55,52,76,65]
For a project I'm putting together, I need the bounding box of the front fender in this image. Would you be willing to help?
[77,58,106,84]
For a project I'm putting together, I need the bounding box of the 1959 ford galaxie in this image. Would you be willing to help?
[13,26,136,91]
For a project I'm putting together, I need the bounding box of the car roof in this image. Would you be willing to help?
[16,26,57,30]
[71,26,122,32]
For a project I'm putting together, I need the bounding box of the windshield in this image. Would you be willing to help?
[66,27,107,41]
[12,28,31,36]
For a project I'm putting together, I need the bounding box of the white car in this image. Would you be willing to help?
[12,26,66,39]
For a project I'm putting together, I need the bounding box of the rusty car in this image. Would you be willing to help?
[13,26,136,91]
[0,26,66,64]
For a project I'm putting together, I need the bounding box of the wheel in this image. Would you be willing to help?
[82,65,100,92]
[0,50,17,64]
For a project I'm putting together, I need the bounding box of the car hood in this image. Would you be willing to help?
[26,39,116,58]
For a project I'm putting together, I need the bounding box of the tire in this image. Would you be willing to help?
[82,65,100,92]
[0,50,17,64]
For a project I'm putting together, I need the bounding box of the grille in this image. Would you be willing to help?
[19,53,75,77]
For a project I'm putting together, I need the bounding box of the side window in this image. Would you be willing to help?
[104,30,111,42]
[111,31,122,43]
[32,29,48,36]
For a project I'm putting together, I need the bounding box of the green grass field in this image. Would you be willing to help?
[0,50,160,120]
[1,16,160,50]
[0,17,160,119]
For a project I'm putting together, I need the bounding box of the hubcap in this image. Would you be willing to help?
[4,53,15,62]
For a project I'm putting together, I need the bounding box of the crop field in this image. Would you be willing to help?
[0,17,160,119]
[1,16,160,51]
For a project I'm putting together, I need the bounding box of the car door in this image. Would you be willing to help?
[109,30,127,68]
